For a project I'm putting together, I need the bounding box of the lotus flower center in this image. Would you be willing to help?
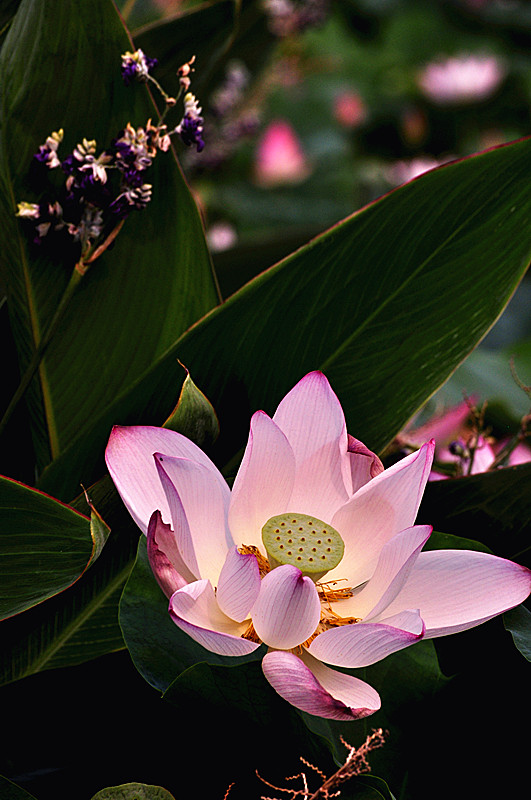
[261,512,344,582]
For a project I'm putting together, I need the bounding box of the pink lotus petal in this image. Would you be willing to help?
[216,546,261,622]
[469,437,496,474]
[383,549,531,637]
[308,610,424,668]
[153,456,200,580]
[330,441,435,586]
[348,525,432,621]
[347,434,384,494]
[228,411,295,550]
[155,454,231,586]
[169,579,260,656]
[251,565,321,649]
[403,400,473,448]
[147,510,194,597]
[507,440,531,466]
[105,425,225,534]
[262,650,380,720]
[492,438,531,468]
[273,371,352,521]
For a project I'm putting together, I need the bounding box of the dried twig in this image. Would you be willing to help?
[251,728,386,800]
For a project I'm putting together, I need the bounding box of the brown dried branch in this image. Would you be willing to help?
[252,728,386,800]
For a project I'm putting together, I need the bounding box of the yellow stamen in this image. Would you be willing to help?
[322,614,362,627]
[241,620,261,643]
[238,544,270,577]
[296,581,361,652]
[317,580,354,605]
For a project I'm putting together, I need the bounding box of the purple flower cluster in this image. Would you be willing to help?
[16,120,167,252]
[16,49,206,259]
[121,49,158,86]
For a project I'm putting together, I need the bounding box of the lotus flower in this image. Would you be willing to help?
[398,399,531,480]
[106,372,531,720]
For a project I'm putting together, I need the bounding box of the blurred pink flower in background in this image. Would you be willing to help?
[206,221,238,253]
[398,399,531,480]
[253,119,312,187]
[386,156,450,185]
[333,90,367,128]
[418,53,506,104]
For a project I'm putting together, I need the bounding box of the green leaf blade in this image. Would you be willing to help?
[0,477,136,686]
[0,475,95,619]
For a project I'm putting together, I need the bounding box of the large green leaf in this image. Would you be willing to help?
[0,476,133,686]
[0,0,219,471]
[0,475,105,619]
[40,138,531,500]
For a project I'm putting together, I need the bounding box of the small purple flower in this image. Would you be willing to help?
[33,129,64,169]
[62,138,112,192]
[109,182,152,218]
[112,123,156,172]
[175,92,205,153]
[121,49,158,86]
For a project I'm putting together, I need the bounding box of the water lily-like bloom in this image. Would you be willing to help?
[106,372,531,720]
[399,400,531,480]
[418,53,506,105]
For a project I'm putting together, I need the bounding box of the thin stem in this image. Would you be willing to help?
[146,74,179,126]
